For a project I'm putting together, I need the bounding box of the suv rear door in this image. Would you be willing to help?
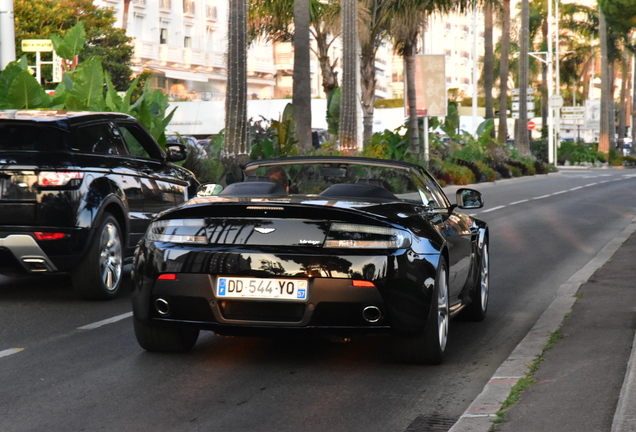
[115,121,191,217]
[0,121,70,226]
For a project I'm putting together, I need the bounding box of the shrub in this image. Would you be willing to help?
[623,155,636,166]
[362,127,410,160]
[608,148,623,166]
[507,164,523,177]
[439,161,476,185]
[557,141,599,164]
[476,162,497,182]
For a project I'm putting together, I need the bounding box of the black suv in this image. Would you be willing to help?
[0,110,198,299]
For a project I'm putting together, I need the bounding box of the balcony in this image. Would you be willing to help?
[205,51,225,71]
[248,56,277,77]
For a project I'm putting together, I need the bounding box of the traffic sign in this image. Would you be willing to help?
[527,121,536,130]
[21,39,53,52]
[562,106,585,113]
[562,113,585,120]
[511,87,534,96]
[549,94,564,108]
[512,102,535,111]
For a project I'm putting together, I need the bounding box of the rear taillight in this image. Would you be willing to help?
[34,232,67,240]
[325,223,412,249]
[146,219,208,244]
[38,171,84,187]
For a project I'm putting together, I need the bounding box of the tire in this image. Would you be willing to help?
[392,257,450,365]
[463,241,489,322]
[72,214,123,300]
[133,317,199,353]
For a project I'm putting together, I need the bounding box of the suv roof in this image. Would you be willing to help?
[0,110,133,123]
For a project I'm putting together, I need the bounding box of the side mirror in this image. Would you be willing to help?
[166,143,187,162]
[196,183,223,196]
[456,188,484,209]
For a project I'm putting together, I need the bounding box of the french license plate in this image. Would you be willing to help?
[216,277,308,301]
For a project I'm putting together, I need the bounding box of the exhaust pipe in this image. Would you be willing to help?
[362,305,382,323]
[155,298,171,316]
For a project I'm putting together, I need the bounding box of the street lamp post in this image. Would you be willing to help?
[0,0,16,70]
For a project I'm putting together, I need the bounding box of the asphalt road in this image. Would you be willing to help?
[1,168,635,432]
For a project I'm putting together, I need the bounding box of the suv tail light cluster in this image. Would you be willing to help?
[38,171,84,187]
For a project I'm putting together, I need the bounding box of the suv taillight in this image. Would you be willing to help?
[34,232,67,240]
[38,172,84,187]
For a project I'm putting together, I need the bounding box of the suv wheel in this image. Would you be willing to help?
[72,214,123,300]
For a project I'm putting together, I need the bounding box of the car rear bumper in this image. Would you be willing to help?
[0,234,59,273]
[132,247,440,336]
[0,229,89,274]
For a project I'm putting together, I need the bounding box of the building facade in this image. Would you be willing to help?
[94,0,277,101]
[94,0,488,109]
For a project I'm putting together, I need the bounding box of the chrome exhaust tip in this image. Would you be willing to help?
[155,298,171,316]
[362,305,382,323]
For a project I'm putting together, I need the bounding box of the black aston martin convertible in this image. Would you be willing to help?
[131,156,489,364]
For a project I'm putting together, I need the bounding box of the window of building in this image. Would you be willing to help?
[134,14,144,39]
[160,28,168,45]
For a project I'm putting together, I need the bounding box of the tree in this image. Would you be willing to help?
[358,0,386,146]
[385,0,427,154]
[598,0,636,149]
[13,0,133,90]
[293,0,313,152]
[514,0,530,154]
[386,0,477,156]
[483,2,494,124]
[597,5,611,154]
[248,0,340,97]
[339,0,358,152]
[497,0,511,144]
[225,0,249,159]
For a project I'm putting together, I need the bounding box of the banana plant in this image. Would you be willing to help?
[0,22,173,145]
[0,57,50,109]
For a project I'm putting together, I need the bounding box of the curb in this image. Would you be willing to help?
[448,217,636,432]
[612,326,636,432]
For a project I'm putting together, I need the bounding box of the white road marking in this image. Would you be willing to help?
[77,312,133,330]
[0,348,24,358]
[480,205,506,213]
[471,173,631,216]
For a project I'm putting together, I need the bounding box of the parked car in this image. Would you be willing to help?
[0,110,198,299]
[131,156,489,364]
[166,135,207,159]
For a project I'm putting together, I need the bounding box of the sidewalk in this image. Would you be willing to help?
[449,218,636,432]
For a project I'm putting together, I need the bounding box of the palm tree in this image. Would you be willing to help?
[248,0,340,97]
[358,0,386,146]
[484,2,494,123]
[293,0,312,151]
[514,0,530,154]
[339,0,358,152]
[122,0,131,30]
[225,0,248,159]
[385,0,428,154]
[598,0,636,149]
[387,0,484,156]
[597,5,611,154]
[497,0,511,143]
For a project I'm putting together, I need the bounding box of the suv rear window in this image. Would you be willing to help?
[0,122,69,151]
